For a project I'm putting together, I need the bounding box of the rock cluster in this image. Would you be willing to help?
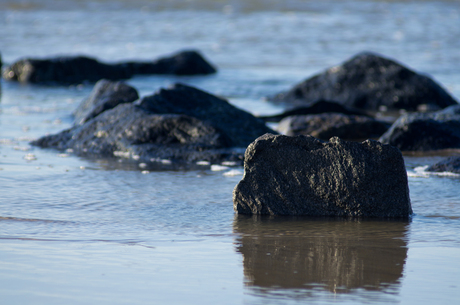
[32,81,274,165]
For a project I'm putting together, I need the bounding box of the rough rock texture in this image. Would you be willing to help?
[259,100,369,122]
[32,83,274,164]
[379,111,460,151]
[277,113,390,141]
[2,50,216,85]
[426,156,460,173]
[137,83,272,147]
[233,134,412,217]
[73,79,139,125]
[270,52,457,111]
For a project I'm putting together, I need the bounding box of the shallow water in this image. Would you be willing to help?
[1,0,460,304]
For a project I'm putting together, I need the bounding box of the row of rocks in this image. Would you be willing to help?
[232,53,460,218]
[25,51,460,219]
[32,80,274,165]
[2,50,216,85]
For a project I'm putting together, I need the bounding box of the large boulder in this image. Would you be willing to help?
[3,50,216,85]
[277,113,390,141]
[259,99,369,122]
[233,134,412,217]
[426,156,460,174]
[73,79,139,125]
[32,83,274,164]
[270,52,457,112]
[379,111,460,151]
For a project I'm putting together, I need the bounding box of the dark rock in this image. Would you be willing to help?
[270,52,457,111]
[32,84,274,164]
[259,99,369,122]
[3,56,131,84]
[277,113,390,141]
[233,134,412,217]
[127,50,216,75]
[234,216,408,294]
[3,50,216,85]
[137,83,272,147]
[426,156,460,173]
[379,111,460,151]
[73,79,139,125]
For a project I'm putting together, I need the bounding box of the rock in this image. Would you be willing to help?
[259,99,369,122]
[127,50,216,75]
[137,83,272,147]
[379,111,460,151]
[233,134,412,217]
[426,156,460,173]
[277,113,390,141]
[73,79,139,125]
[270,52,457,111]
[3,56,130,84]
[31,83,275,165]
[3,50,216,85]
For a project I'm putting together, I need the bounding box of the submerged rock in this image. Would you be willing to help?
[233,134,412,218]
[270,52,457,111]
[259,99,369,122]
[277,113,390,141]
[379,111,460,151]
[73,79,139,125]
[426,156,460,174]
[3,50,216,85]
[32,83,274,164]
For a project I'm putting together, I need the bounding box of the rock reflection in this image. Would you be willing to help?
[233,215,410,297]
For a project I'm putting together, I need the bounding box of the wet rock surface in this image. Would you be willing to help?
[270,52,457,111]
[32,83,274,165]
[259,100,369,122]
[277,113,390,141]
[379,111,460,151]
[426,156,460,173]
[2,50,216,85]
[73,79,139,125]
[233,134,412,217]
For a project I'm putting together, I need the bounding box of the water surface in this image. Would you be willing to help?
[1,0,460,304]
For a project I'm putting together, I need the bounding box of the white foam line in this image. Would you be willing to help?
[407,165,460,178]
